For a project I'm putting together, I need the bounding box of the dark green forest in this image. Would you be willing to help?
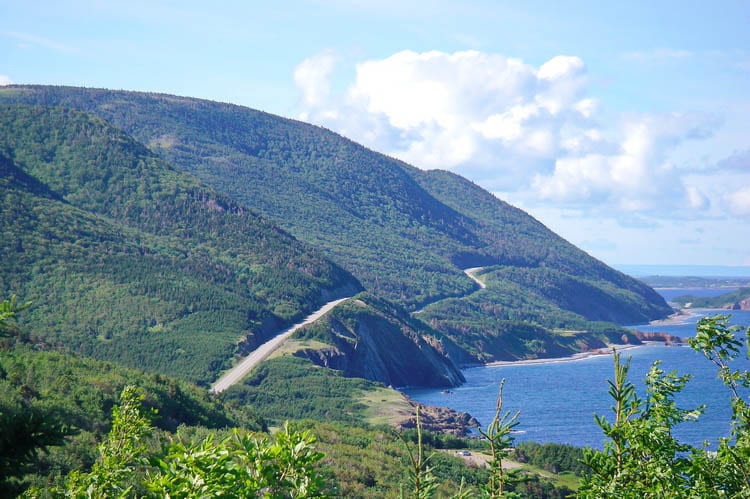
[0,104,358,384]
[0,85,747,497]
[0,85,672,366]
[672,287,750,309]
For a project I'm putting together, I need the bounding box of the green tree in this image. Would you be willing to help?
[580,315,750,497]
[687,314,750,496]
[148,424,325,498]
[398,382,519,499]
[477,380,521,498]
[40,385,326,497]
[57,385,153,497]
[0,387,71,496]
[399,407,440,499]
[0,295,71,497]
[0,295,31,339]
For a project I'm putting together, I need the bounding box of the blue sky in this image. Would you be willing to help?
[2,0,749,268]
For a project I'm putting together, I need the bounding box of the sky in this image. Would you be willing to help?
[1,0,749,268]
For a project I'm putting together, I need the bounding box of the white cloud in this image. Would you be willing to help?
[293,51,337,107]
[474,105,538,142]
[574,98,597,119]
[295,49,740,220]
[347,50,540,131]
[300,49,588,173]
[726,186,750,215]
[537,55,585,81]
[684,185,709,210]
[532,114,714,212]
[0,75,12,86]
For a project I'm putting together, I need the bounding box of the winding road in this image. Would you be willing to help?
[210,297,351,393]
[412,267,488,315]
[212,267,487,393]
[463,267,487,289]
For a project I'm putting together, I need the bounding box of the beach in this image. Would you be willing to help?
[480,307,703,368]
[484,343,643,367]
[647,309,700,326]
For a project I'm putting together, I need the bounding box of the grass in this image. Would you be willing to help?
[514,462,582,491]
[443,450,582,491]
[268,338,333,359]
[358,386,415,427]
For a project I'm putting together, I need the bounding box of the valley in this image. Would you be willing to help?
[211,296,352,393]
[3,2,747,495]
[0,86,682,497]
[0,86,672,372]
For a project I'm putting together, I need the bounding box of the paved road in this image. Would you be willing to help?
[210,297,351,393]
[463,267,487,289]
[413,267,487,315]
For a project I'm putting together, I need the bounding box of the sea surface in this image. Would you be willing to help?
[404,293,750,449]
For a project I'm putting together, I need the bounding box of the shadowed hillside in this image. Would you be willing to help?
[0,104,359,384]
[0,86,672,364]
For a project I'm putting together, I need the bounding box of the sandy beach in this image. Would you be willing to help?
[479,306,709,368]
[484,343,643,367]
[647,308,713,326]
[648,309,695,326]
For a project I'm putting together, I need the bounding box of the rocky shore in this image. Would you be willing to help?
[397,401,480,436]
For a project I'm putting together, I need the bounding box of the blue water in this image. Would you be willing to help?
[404,305,750,449]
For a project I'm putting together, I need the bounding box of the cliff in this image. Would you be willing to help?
[725,297,750,311]
[293,295,465,388]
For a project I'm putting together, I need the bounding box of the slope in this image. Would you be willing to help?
[0,86,672,363]
[290,293,465,388]
[0,104,359,384]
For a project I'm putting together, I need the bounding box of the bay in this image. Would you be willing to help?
[404,305,750,449]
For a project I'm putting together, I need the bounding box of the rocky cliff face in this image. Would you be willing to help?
[397,402,480,436]
[293,296,465,388]
[725,298,750,311]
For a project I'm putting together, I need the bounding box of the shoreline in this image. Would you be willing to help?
[647,308,701,326]
[465,308,712,370]
[482,343,647,368]
[473,306,732,370]
[647,307,727,327]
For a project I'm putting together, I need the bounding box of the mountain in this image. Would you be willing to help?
[0,86,672,366]
[292,293,465,387]
[672,288,750,310]
[0,104,360,384]
[0,102,466,388]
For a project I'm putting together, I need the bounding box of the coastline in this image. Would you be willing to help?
[468,308,705,370]
[647,308,703,326]
[483,343,645,368]
[647,307,730,326]
[478,306,723,369]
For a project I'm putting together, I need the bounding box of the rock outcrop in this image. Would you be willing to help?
[631,331,683,345]
[398,402,480,436]
[293,295,465,388]
[725,297,750,311]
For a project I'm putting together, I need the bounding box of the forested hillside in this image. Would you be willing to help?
[672,287,750,309]
[0,104,359,384]
[292,293,465,387]
[0,85,671,364]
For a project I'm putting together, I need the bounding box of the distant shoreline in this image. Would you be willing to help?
[473,307,719,369]
[648,307,721,326]
[483,343,645,368]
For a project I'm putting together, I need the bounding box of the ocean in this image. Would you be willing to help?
[404,294,750,449]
